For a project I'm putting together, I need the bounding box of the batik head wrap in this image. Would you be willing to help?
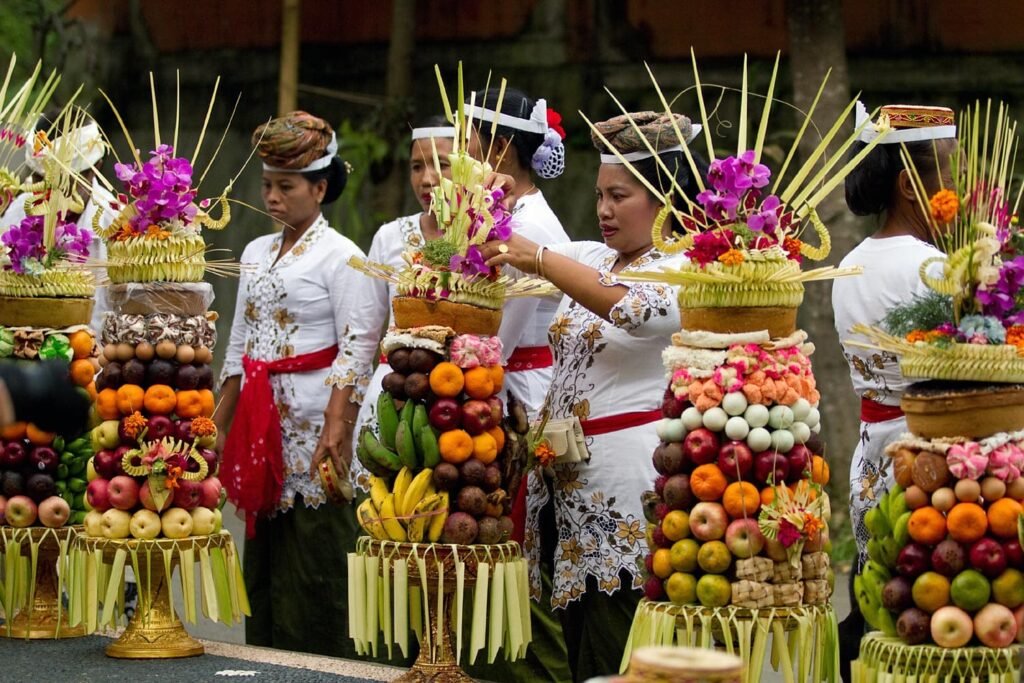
[591,111,700,163]
[253,111,336,172]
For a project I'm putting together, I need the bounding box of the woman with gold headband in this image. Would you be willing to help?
[214,111,365,655]
[482,111,707,681]
[832,104,956,680]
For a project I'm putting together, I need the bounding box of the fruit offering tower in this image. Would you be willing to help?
[606,56,887,682]
[69,84,248,658]
[345,69,542,679]
[0,99,101,638]
[851,103,1024,682]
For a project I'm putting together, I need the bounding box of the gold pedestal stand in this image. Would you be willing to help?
[76,533,233,659]
[0,526,85,639]
[357,540,524,683]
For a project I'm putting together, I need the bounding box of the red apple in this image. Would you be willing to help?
[897,543,932,579]
[785,444,812,483]
[644,574,665,601]
[28,446,58,474]
[1014,604,1024,643]
[0,440,26,468]
[486,396,503,429]
[173,479,202,510]
[683,428,719,466]
[428,399,462,431]
[174,419,195,443]
[93,449,124,479]
[930,605,974,648]
[86,478,112,512]
[717,441,754,481]
[5,495,37,527]
[199,476,223,509]
[196,448,218,476]
[725,518,765,558]
[970,538,1008,578]
[689,502,728,541]
[461,400,493,435]
[0,494,7,523]
[38,495,71,528]
[139,480,171,512]
[974,603,1018,648]
[108,475,140,511]
[753,450,789,486]
[147,415,175,441]
[1001,538,1024,568]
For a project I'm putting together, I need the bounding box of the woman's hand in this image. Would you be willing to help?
[309,412,354,482]
[481,233,542,274]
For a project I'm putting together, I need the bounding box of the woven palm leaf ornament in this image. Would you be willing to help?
[0,106,101,301]
[602,52,892,316]
[348,63,556,315]
[850,102,1024,383]
[87,73,246,284]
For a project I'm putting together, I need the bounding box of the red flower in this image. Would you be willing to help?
[547,109,566,140]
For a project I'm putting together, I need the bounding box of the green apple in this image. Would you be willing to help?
[212,508,223,533]
[86,458,98,483]
[95,421,121,450]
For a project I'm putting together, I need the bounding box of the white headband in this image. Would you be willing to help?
[26,121,106,175]
[855,101,956,145]
[262,130,338,173]
[599,125,702,164]
[465,98,548,135]
[410,126,456,141]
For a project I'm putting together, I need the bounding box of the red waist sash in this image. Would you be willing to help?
[579,409,663,437]
[223,345,339,537]
[506,346,553,373]
[860,397,904,424]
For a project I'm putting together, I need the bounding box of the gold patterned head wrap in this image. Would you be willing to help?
[590,111,695,156]
[253,111,337,172]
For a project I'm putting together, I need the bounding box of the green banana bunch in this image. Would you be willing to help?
[377,393,400,450]
[412,404,430,440]
[356,439,393,478]
[419,426,441,469]
[394,421,418,469]
[854,574,884,631]
[360,428,402,473]
[892,510,911,548]
[357,498,388,540]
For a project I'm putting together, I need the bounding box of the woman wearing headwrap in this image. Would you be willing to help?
[214,111,365,656]
[481,111,707,681]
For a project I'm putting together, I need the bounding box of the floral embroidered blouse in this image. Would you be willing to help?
[525,242,686,608]
[221,215,366,511]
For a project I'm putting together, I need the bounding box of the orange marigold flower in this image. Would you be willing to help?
[166,465,182,490]
[930,189,959,223]
[145,224,172,240]
[803,513,823,540]
[535,442,556,467]
[190,416,217,437]
[718,248,745,266]
[783,236,803,260]
[906,330,928,343]
[121,411,148,440]
[1007,325,1024,355]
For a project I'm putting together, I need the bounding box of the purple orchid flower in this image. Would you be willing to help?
[747,195,782,232]
[449,245,490,278]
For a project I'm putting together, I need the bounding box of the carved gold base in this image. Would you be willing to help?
[0,528,84,639]
[396,576,472,682]
[105,551,203,659]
